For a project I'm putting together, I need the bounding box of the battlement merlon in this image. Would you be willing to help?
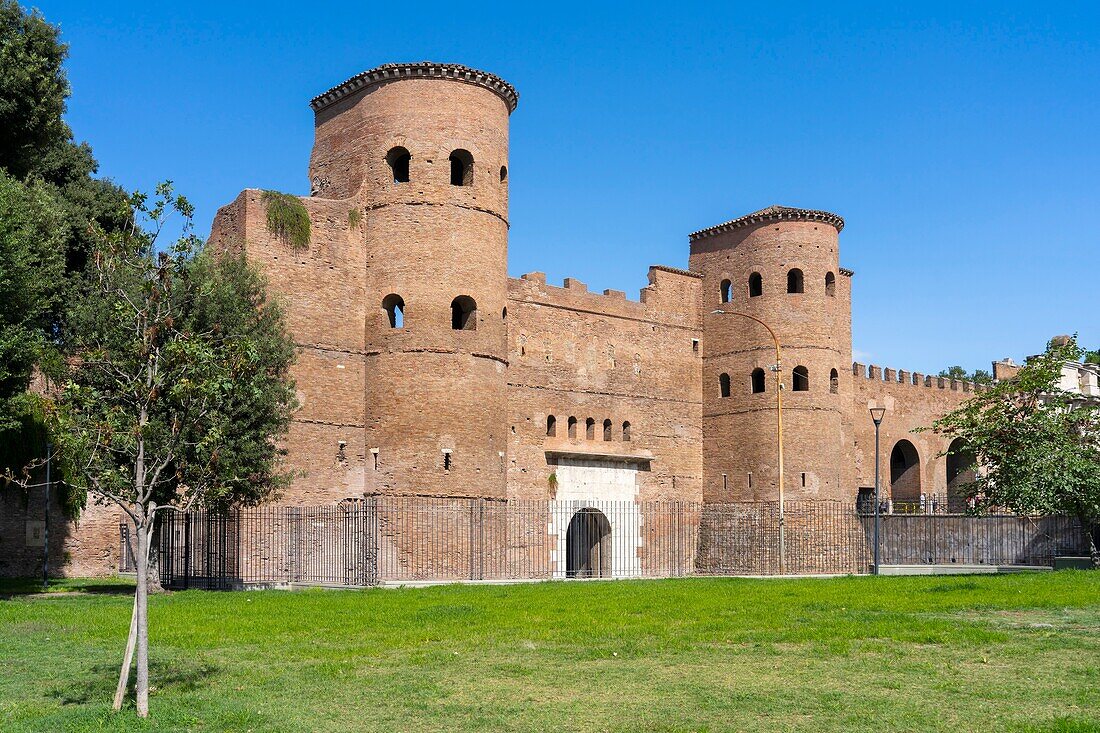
[852,361,989,394]
[508,265,702,329]
[309,62,519,115]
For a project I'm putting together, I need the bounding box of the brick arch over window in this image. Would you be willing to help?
[381,294,404,329]
[751,368,766,394]
[450,295,477,330]
[449,149,473,186]
[825,271,836,297]
[719,372,731,398]
[792,365,809,391]
[567,416,577,439]
[748,272,762,297]
[720,279,732,303]
[890,439,922,505]
[546,415,556,437]
[386,146,410,183]
[787,268,804,294]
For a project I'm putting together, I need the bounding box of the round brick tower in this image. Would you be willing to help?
[308,62,517,498]
[689,206,851,502]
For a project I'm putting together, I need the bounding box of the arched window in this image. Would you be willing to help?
[890,440,922,507]
[546,415,556,437]
[603,419,612,441]
[567,416,577,439]
[450,295,477,330]
[386,147,410,184]
[381,294,405,329]
[585,418,595,440]
[720,279,732,303]
[748,272,763,297]
[719,372,731,398]
[622,421,631,442]
[792,366,809,391]
[825,271,836,297]
[449,149,473,186]
[502,307,507,322]
[830,368,839,394]
[751,368,766,394]
[499,166,508,183]
[787,268,804,294]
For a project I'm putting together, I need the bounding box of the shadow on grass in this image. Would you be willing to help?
[51,658,222,706]
[0,577,136,598]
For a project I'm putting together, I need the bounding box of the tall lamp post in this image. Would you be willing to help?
[712,309,785,574]
[869,407,886,575]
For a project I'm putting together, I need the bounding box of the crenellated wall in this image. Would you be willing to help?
[847,361,980,502]
[3,62,1044,578]
[504,266,703,501]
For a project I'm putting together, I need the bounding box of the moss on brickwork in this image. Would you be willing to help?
[348,208,361,228]
[261,191,310,249]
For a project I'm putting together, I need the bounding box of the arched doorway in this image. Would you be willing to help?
[946,438,977,513]
[890,439,921,510]
[566,508,611,578]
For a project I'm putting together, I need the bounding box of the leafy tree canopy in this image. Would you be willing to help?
[930,336,1100,564]
[937,365,994,385]
[0,171,65,431]
[0,0,129,273]
[0,0,129,476]
[56,183,298,515]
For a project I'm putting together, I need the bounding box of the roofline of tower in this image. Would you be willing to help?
[309,62,520,114]
[689,206,845,242]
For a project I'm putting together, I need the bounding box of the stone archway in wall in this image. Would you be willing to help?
[889,439,921,510]
[946,438,977,513]
[565,508,612,578]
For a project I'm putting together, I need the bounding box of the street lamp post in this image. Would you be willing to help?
[869,407,886,575]
[712,309,785,574]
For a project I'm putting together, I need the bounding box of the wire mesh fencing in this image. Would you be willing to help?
[150,497,1090,590]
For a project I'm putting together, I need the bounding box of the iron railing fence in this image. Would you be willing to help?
[875,513,1084,566]
[119,522,136,574]
[146,497,1090,590]
[857,492,976,516]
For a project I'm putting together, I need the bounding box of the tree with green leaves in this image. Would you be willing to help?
[0,0,129,478]
[929,337,1100,566]
[1086,349,1100,366]
[52,184,297,717]
[0,172,64,431]
[937,365,994,385]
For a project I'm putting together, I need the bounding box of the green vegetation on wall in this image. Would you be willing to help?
[348,208,361,228]
[261,190,310,249]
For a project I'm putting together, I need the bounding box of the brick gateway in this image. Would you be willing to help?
[4,61,1085,578]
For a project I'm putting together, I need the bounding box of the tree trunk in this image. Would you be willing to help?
[111,593,138,711]
[113,516,158,712]
[134,512,150,717]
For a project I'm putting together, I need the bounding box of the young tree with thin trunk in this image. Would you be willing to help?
[929,337,1100,565]
[51,183,297,717]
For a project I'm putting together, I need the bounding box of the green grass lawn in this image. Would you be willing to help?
[1,573,1098,732]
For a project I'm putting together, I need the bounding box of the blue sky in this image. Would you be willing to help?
[37,1,1099,373]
